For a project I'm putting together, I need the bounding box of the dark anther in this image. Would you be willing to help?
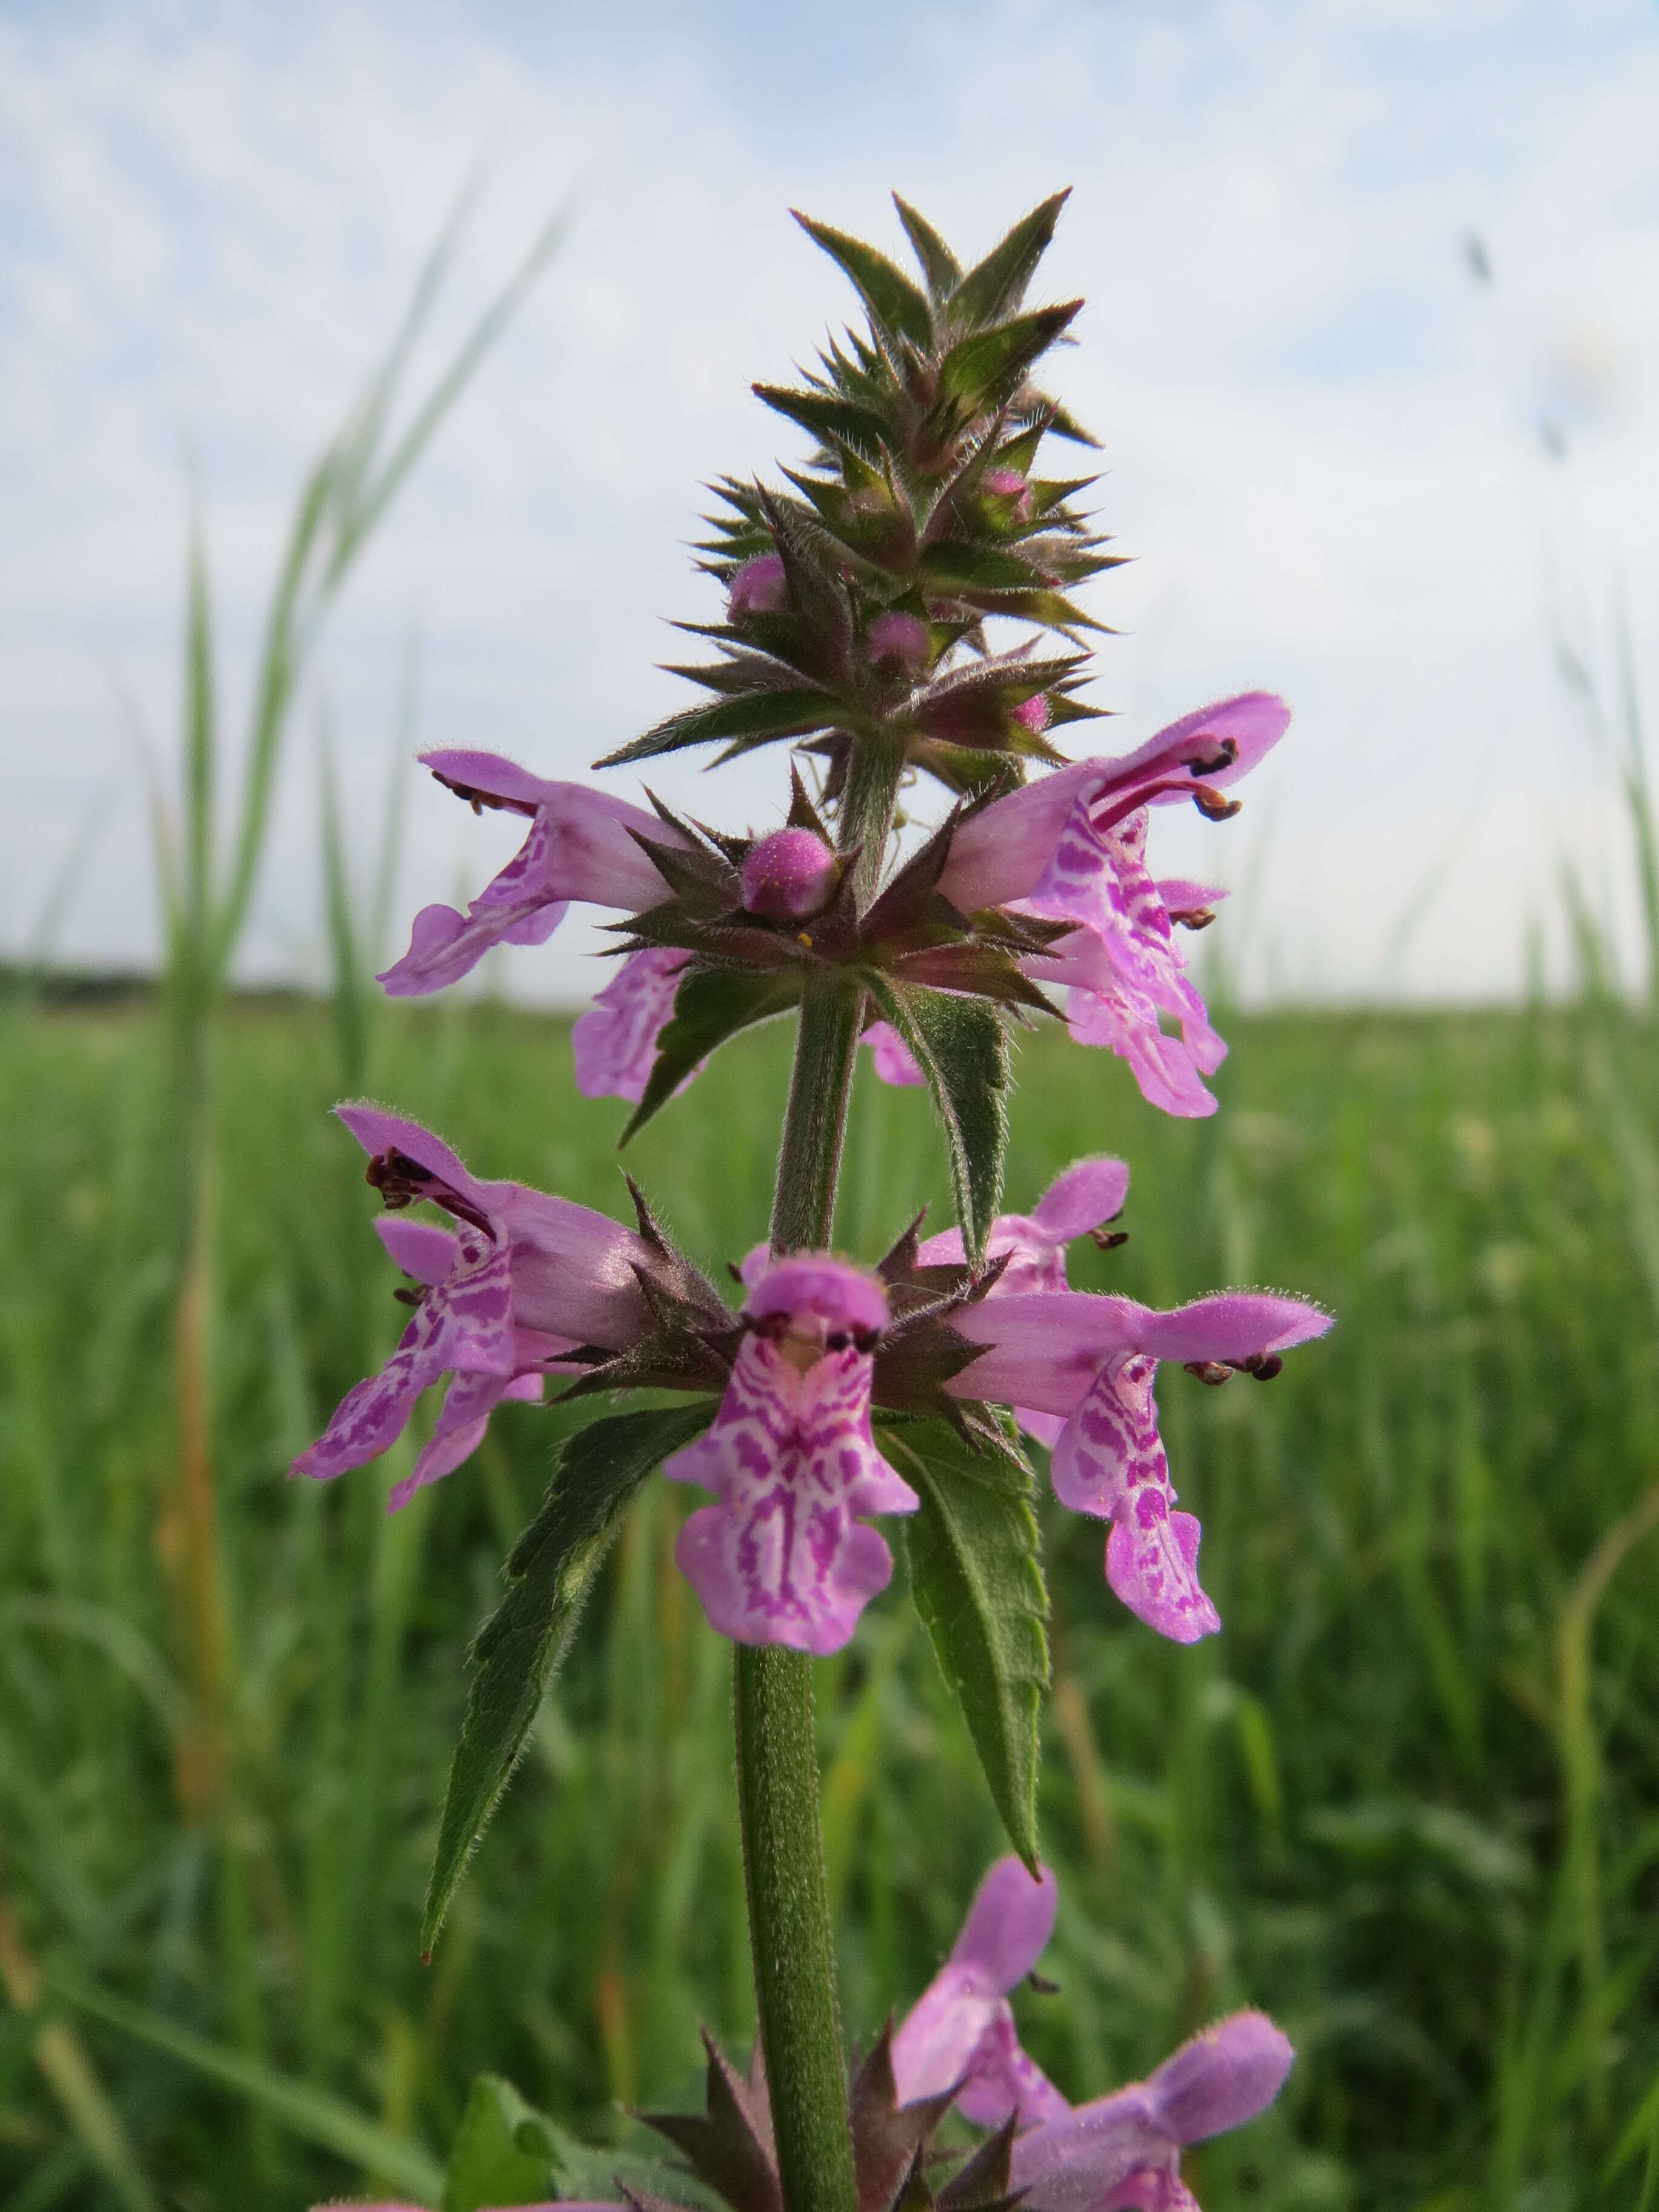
[746,1309,791,1340]
[825,1330,850,1352]
[431,769,537,820]
[1184,1359,1232,1386]
[1187,737,1239,777]
[393,1286,421,1307]
[851,1326,882,1354]
[1244,1352,1284,1381]
[1026,1970,1062,1995]
[1091,1228,1130,1250]
[1191,785,1242,822]
[1170,907,1217,931]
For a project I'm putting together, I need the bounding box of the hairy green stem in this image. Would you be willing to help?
[733,1644,856,2212]
[838,736,906,910]
[732,737,906,2212]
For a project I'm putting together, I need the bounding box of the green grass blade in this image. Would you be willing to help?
[52,1977,444,2202]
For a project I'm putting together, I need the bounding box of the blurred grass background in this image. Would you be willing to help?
[4,988,1659,2210]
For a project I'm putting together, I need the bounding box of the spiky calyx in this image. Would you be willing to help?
[638,2022,1021,2212]
[598,193,1119,802]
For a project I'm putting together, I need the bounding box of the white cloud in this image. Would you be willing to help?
[1,0,1655,1004]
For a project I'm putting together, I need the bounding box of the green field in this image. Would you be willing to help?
[4,992,1658,2210]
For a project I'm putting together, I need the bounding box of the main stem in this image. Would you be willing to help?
[733,743,903,2212]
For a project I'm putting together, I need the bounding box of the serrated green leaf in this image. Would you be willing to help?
[794,211,934,349]
[893,194,962,299]
[443,2076,558,2211]
[887,1419,1049,1869]
[950,190,1071,329]
[868,980,1008,1269]
[422,1401,715,1952]
[622,966,804,1141]
[596,687,836,769]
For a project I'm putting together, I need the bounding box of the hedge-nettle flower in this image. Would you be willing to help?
[572,947,691,1104]
[663,1254,917,1654]
[947,1285,1330,1641]
[728,552,788,617]
[897,1855,1293,2211]
[868,609,933,669]
[937,693,1290,1118]
[918,1156,1130,1445]
[378,752,688,997]
[739,826,840,919]
[1010,2011,1294,2212]
[862,1018,925,1087]
[292,1108,655,1509]
[891,1855,1068,2128]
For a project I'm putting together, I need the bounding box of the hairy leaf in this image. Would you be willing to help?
[950,190,1071,329]
[888,1419,1050,1872]
[597,688,836,770]
[794,212,934,350]
[443,2075,558,2211]
[422,1401,715,1953]
[869,979,1008,1270]
[622,966,805,1142]
[934,303,1082,413]
[893,193,963,300]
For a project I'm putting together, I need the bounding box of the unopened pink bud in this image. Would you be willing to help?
[729,553,787,617]
[985,468,1033,518]
[1013,692,1051,734]
[867,611,931,671]
[740,828,839,920]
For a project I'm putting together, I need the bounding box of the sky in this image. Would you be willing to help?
[2,0,1657,1005]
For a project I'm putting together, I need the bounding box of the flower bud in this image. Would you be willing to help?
[728,552,787,617]
[985,466,1033,519]
[867,610,931,671]
[1013,692,1051,734]
[740,827,839,920]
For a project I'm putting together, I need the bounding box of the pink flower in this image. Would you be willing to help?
[984,466,1034,519]
[936,694,1289,1118]
[948,1287,1330,1641]
[868,610,933,669]
[378,752,687,997]
[291,1108,655,1508]
[663,1255,918,1654]
[862,1019,926,1087]
[728,552,788,616]
[1009,2011,1294,2212]
[891,1855,1293,2208]
[891,1857,1068,2129]
[572,947,691,1105]
[740,826,841,919]
[917,1157,1130,1446]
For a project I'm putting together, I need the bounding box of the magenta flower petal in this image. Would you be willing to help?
[1146,2011,1295,2143]
[379,756,684,996]
[664,1258,911,1652]
[374,1216,459,1284]
[572,948,691,1104]
[1029,1158,1131,1244]
[946,1288,1329,1638]
[1009,2009,1292,2212]
[891,1857,1067,2130]
[1051,1353,1220,1642]
[937,693,1289,916]
[863,1020,926,1087]
[387,1369,526,1512]
[295,1111,655,1492]
[292,1242,513,1484]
